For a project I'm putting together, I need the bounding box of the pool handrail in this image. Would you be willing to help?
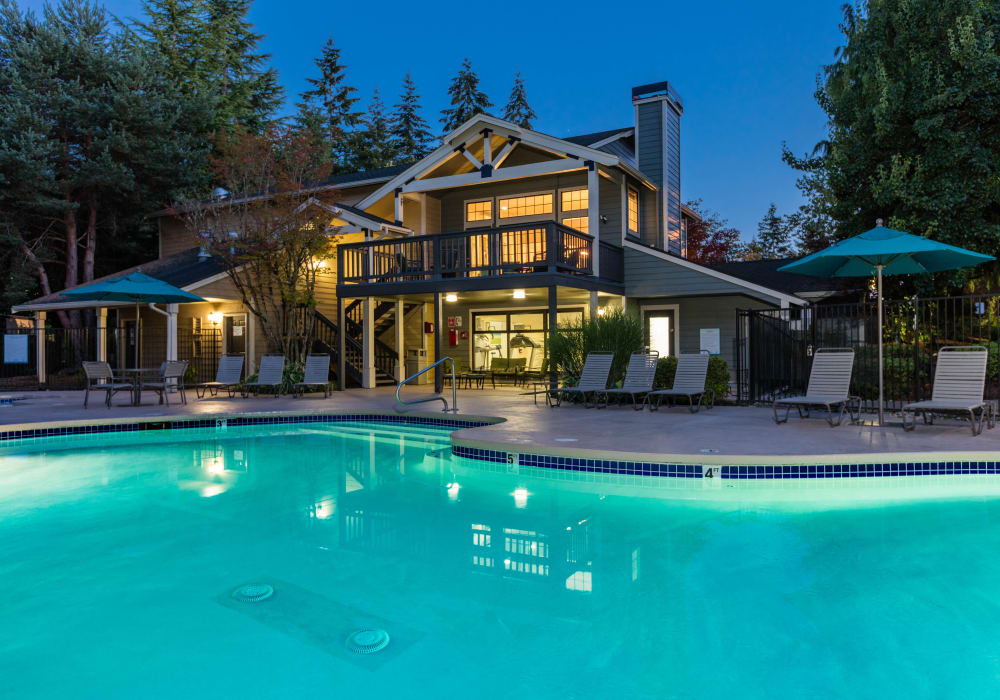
[396,356,458,413]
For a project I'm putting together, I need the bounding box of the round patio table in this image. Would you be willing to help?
[115,367,161,406]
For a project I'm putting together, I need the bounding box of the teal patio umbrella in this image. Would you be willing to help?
[779,220,994,425]
[61,271,205,368]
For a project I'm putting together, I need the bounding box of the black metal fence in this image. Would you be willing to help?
[735,295,1000,412]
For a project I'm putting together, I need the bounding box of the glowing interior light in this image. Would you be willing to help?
[207,311,223,325]
[314,500,334,519]
[513,289,526,300]
[447,482,461,501]
[445,293,458,303]
[513,488,529,509]
[205,456,224,473]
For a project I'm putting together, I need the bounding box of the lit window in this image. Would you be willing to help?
[498,194,552,219]
[565,571,592,592]
[561,216,588,234]
[466,200,492,223]
[561,189,588,212]
[627,189,639,232]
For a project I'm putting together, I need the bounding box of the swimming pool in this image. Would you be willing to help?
[3,419,1000,698]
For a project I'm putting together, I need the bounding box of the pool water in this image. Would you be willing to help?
[3,421,1000,698]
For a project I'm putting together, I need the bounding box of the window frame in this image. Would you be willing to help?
[627,187,640,234]
[463,198,494,229]
[558,187,589,216]
[496,189,555,225]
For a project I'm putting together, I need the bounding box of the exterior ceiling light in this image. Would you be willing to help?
[513,289,526,300]
[445,293,458,303]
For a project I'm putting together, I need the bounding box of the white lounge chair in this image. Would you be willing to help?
[82,361,133,408]
[195,355,244,398]
[546,351,614,408]
[902,346,995,436]
[645,353,715,412]
[597,351,659,410]
[773,347,859,427]
[294,354,332,398]
[243,355,285,397]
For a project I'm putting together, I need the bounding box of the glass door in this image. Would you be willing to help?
[645,310,675,357]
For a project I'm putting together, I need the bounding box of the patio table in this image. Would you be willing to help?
[116,367,161,406]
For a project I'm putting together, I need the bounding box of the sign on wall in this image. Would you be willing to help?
[3,334,29,364]
[699,328,721,356]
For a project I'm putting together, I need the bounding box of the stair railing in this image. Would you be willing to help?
[395,356,458,413]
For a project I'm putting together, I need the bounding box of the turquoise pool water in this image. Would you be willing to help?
[3,421,1000,698]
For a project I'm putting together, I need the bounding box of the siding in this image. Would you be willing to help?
[160,217,196,258]
[598,139,636,165]
[598,173,621,244]
[664,105,682,255]
[623,246,783,304]
[438,173,589,232]
[634,101,663,186]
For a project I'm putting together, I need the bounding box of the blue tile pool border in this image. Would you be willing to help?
[452,445,1000,480]
[0,413,492,444]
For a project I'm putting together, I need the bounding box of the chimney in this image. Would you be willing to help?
[632,81,683,255]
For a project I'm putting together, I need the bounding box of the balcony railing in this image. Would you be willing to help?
[338,222,599,285]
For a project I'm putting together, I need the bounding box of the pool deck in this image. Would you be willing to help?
[2,386,998,464]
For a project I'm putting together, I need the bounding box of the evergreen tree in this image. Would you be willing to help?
[295,38,361,169]
[390,73,433,162]
[351,88,396,171]
[740,204,797,260]
[440,58,491,132]
[502,71,535,128]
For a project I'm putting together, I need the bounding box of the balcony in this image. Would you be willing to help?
[337,222,623,289]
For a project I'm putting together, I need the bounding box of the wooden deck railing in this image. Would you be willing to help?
[338,222,602,284]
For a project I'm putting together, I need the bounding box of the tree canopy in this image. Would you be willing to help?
[440,58,491,132]
[390,73,433,162]
[502,72,535,128]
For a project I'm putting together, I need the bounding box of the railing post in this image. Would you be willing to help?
[34,310,46,387]
[337,296,346,391]
[432,236,441,280]
[587,160,600,277]
[395,298,405,382]
[97,307,107,362]
[547,223,557,273]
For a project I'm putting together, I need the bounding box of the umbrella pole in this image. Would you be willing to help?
[135,300,141,370]
[877,264,884,426]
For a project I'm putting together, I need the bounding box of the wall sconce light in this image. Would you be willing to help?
[513,289,526,300]
[445,293,458,303]
[207,311,223,325]
[314,259,327,269]
[596,307,607,317]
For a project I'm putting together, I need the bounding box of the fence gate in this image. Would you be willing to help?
[736,295,1000,413]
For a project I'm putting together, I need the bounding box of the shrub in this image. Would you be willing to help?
[549,309,643,387]
[654,355,730,400]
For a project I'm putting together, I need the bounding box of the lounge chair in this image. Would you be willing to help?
[546,351,614,408]
[139,360,189,406]
[597,351,659,410]
[645,353,715,413]
[82,361,133,408]
[772,347,859,427]
[195,355,244,398]
[294,354,332,398]
[243,355,285,397]
[902,345,996,436]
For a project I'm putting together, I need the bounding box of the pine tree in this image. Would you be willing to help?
[390,73,433,162]
[295,38,361,170]
[740,204,797,260]
[351,88,396,172]
[502,71,535,129]
[440,58,491,132]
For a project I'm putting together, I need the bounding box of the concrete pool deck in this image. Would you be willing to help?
[1,386,998,465]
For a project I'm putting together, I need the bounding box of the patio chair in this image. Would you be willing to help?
[194,355,244,399]
[243,355,285,397]
[294,354,332,398]
[81,361,133,408]
[546,351,614,408]
[645,353,715,413]
[597,351,660,410]
[772,347,859,427]
[901,345,996,436]
[139,360,189,406]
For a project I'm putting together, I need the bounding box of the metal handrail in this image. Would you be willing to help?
[395,356,458,413]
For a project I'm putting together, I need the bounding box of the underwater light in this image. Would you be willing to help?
[513,488,529,509]
[446,482,461,501]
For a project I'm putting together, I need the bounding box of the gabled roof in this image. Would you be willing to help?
[707,258,864,297]
[563,127,633,148]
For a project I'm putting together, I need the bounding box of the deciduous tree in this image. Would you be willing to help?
[683,200,742,264]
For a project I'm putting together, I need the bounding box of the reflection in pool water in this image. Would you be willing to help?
[2,421,1000,698]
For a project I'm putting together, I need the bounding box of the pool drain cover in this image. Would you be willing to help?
[346,628,390,654]
[231,583,274,603]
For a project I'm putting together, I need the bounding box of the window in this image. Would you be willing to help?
[560,189,588,212]
[627,188,639,232]
[465,200,492,223]
[471,308,584,371]
[561,216,588,234]
[499,193,552,219]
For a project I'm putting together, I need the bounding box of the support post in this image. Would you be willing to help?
[337,297,346,391]
[588,291,599,319]
[166,304,178,362]
[394,188,403,225]
[97,307,108,362]
[34,311,46,387]
[394,298,405,382]
[548,285,558,388]
[362,297,375,389]
[433,292,442,394]
[587,161,601,277]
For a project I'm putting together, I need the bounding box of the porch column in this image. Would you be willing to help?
[166,303,178,362]
[587,161,601,278]
[34,311,46,386]
[97,307,108,362]
[362,297,376,389]
[433,292,443,394]
[548,286,558,387]
[588,291,599,319]
[394,299,405,382]
[337,297,346,391]
[394,188,403,225]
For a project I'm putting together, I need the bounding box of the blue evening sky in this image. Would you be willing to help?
[26,0,846,239]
